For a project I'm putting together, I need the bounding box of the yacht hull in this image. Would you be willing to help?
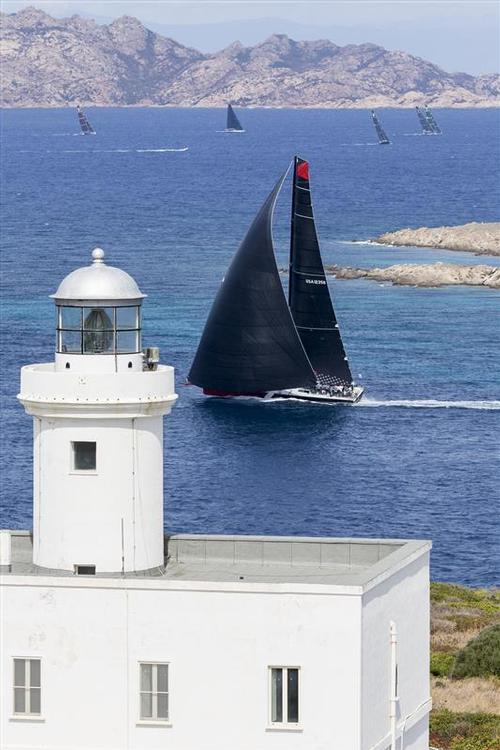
[268,386,364,404]
[202,386,364,404]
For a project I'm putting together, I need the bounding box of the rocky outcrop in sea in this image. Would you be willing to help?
[374,223,500,257]
[326,262,500,289]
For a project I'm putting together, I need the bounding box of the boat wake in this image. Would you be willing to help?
[40,147,189,154]
[135,147,189,152]
[356,398,500,410]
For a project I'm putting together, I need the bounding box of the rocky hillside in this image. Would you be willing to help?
[1,7,499,108]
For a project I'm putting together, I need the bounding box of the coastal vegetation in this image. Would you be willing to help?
[430,583,500,749]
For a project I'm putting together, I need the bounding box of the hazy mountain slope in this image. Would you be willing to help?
[1,8,498,107]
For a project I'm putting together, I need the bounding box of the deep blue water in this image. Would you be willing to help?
[1,107,499,585]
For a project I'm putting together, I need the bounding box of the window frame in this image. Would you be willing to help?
[138,662,170,726]
[70,441,97,474]
[267,666,301,731]
[56,304,141,355]
[12,658,42,718]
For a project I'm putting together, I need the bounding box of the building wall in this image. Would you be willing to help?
[360,552,431,750]
[33,415,164,572]
[0,581,362,750]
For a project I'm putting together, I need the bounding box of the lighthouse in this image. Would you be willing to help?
[17,248,177,574]
[2,250,431,750]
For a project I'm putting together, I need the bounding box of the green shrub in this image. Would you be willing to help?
[452,625,500,679]
[431,650,456,676]
[431,583,500,616]
[430,710,500,750]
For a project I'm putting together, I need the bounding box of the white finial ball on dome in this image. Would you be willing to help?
[92,247,105,264]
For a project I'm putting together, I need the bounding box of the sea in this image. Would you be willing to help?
[1,107,499,586]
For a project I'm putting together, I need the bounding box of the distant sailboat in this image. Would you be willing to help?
[76,105,96,135]
[416,106,434,135]
[225,104,245,132]
[424,105,442,134]
[371,110,390,144]
[188,157,363,405]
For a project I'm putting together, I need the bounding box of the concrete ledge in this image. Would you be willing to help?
[1,531,431,592]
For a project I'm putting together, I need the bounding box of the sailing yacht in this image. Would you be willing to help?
[76,105,96,135]
[424,105,442,134]
[416,106,434,135]
[225,104,245,132]
[371,110,390,145]
[188,157,363,405]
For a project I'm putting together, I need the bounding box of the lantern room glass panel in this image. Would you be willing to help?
[116,306,139,329]
[59,330,82,353]
[116,331,139,353]
[60,307,82,330]
[56,304,141,354]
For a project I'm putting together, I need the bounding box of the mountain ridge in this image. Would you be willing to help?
[1,8,499,107]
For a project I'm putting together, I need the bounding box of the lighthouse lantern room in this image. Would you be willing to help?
[17,249,177,574]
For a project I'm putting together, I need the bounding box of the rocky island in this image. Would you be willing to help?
[1,8,499,108]
[374,222,500,256]
[326,262,500,288]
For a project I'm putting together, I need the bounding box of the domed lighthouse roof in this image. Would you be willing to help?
[51,248,146,303]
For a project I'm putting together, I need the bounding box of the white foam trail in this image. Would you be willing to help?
[58,147,189,154]
[356,398,500,410]
[135,147,189,152]
[202,395,500,410]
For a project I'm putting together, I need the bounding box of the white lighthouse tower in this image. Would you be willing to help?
[17,248,177,574]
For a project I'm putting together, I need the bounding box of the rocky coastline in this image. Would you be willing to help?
[373,222,500,257]
[326,262,500,288]
[1,8,499,108]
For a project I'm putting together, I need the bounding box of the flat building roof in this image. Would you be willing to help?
[1,531,430,593]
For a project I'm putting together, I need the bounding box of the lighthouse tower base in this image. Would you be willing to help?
[19,364,176,574]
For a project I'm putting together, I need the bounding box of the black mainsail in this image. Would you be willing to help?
[371,110,390,145]
[188,170,316,395]
[226,104,244,132]
[288,157,353,389]
[77,105,96,135]
[424,105,442,134]
[416,106,433,135]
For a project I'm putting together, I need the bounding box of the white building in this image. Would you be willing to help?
[0,250,432,750]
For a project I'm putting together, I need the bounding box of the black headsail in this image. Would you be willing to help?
[371,110,390,145]
[77,105,96,135]
[189,170,316,395]
[288,157,353,388]
[226,104,244,131]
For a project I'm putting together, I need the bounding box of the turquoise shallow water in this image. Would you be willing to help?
[1,107,499,585]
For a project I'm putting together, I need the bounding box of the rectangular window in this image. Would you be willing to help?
[269,667,299,726]
[59,306,82,330]
[140,663,169,722]
[13,659,41,716]
[116,306,139,330]
[72,441,96,472]
[116,330,139,353]
[59,330,82,353]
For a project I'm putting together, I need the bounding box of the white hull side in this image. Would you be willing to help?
[268,385,364,405]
